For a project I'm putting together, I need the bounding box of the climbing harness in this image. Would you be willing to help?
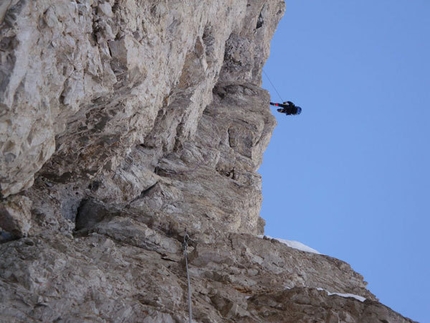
[263,70,284,102]
[183,230,192,323]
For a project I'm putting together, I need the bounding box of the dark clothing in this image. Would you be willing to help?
[270,101,302,115]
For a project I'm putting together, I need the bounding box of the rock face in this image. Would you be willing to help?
[0,1,416,322]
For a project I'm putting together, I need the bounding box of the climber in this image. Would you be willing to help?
[270,101,302,115]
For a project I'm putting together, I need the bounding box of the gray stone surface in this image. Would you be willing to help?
[0,195,32,237]
[0,0,416,322]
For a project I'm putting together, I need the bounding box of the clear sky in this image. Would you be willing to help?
[260,2,430,322]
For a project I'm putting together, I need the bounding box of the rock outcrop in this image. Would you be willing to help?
[0,0,416,322]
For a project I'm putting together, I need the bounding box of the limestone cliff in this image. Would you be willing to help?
[0,1,416,322]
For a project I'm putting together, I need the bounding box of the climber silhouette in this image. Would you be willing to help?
[270,101,302,115]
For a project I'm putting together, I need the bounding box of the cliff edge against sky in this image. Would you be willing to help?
[0,1,416,322]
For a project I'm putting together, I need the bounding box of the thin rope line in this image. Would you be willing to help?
[183,231,192,323]
[263,69,284,102]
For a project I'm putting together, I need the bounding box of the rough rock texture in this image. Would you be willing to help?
[0,0,416,322]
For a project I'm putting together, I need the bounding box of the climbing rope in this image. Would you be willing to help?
[263,69,284,102]
[183,230,192,323]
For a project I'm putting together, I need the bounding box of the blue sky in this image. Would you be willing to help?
[260,2,430,322]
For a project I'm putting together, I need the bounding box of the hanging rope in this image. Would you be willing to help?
[263,69,284,102]
[183,230,192,323]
